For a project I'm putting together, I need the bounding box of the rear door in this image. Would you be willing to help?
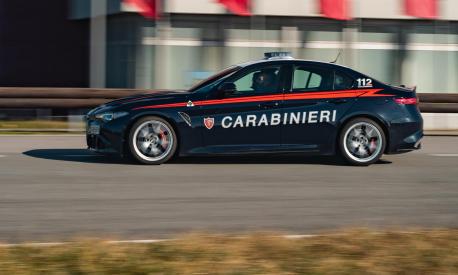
[281,62,356,153]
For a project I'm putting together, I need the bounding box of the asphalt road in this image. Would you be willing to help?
[0,135,457,242]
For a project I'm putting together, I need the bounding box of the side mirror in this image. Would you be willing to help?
[216,82,236,98]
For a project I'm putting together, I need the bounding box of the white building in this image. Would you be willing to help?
[70,0,458,97]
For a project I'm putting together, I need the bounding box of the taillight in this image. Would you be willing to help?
[394,97,418,105]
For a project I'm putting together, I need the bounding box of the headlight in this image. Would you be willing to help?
[95,111,129,122]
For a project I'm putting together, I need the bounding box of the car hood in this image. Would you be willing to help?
[103,90,190,107]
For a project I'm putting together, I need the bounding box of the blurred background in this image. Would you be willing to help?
[0,0,457,131]
[0,4,457,268]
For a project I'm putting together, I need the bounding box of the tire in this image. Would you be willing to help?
[128,116,177,165]
[339,117,386,166]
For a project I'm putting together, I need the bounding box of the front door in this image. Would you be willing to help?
[190,64,286,154]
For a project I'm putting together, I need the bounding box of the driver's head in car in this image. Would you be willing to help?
[252,69,277,92]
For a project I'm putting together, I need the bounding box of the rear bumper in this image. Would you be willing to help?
[386,117,423,154]
[386,129,423,154]
[383,102,423,154]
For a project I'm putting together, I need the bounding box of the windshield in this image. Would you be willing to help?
[189,66,240,92]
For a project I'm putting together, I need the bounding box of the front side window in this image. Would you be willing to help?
[292,66,333,92]
[190,66,240,93]
[228,65,281,96]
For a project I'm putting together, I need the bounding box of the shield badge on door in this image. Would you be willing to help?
[204,117,214,130]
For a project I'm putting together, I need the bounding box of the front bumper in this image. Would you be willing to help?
[86,134,118,154]
[85,117,127,155]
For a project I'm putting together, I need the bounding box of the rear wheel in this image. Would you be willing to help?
[128,116,177,165]
[339,118,386,166]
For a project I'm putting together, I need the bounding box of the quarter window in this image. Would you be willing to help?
[334,72,354,90]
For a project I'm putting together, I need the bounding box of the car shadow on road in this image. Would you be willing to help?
[172,155,392,166]
[23,149,128,164]
[23,149,392,166]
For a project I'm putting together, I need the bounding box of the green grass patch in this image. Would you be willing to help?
[0,229,457,274]
[0,120,78,129]
[0,120,85,134]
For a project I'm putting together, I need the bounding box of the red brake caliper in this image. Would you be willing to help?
[369,138,376,153]
[159,130,168,148]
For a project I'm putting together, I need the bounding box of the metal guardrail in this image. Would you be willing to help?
[0,88,152,109]
[0,88,151,99]
[417,93,458,104]
[419,103,458,113]
[0,88,457,113]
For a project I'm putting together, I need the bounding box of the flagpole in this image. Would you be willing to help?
[89,0,107,88]
[246,0,255,59]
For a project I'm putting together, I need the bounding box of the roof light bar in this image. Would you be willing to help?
[264,52,293,60]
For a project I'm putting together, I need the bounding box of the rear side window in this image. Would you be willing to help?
[334,71,354,90]
[292,66,333,92]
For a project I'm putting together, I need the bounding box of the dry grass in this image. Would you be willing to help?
[0,229,457,274]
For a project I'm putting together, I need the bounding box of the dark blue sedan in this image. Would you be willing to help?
[86,52,423,165]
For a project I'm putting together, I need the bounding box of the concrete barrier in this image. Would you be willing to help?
[422,113,458,131]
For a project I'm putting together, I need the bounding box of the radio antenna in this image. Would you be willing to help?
[330,50,342,64]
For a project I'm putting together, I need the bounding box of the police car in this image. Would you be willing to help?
[86,52,423,166]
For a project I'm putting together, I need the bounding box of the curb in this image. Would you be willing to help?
[424,130,458,136]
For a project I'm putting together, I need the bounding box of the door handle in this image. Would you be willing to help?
[258,102,279,109]
[327,99,347,104]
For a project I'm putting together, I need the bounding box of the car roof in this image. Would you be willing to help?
[237,58,354,71]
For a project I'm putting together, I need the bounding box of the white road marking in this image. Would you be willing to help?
[0,239,170,248]
[0,239,171,248]
[430,154,458,157]
[283,234,316,239]
[0,134,85,137]
[0,155,6,158]
[0,232,428,248]
[109,239,171,244]
[0,235,319,247]
[0,242,65,248]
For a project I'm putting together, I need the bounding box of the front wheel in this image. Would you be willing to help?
[128,116,177,165]
[339,118,386,166]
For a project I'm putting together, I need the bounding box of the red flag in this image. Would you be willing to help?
[123,0,159,19]
[405,0,437,19]
[217,0,251,16]
[320,0,351,20]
